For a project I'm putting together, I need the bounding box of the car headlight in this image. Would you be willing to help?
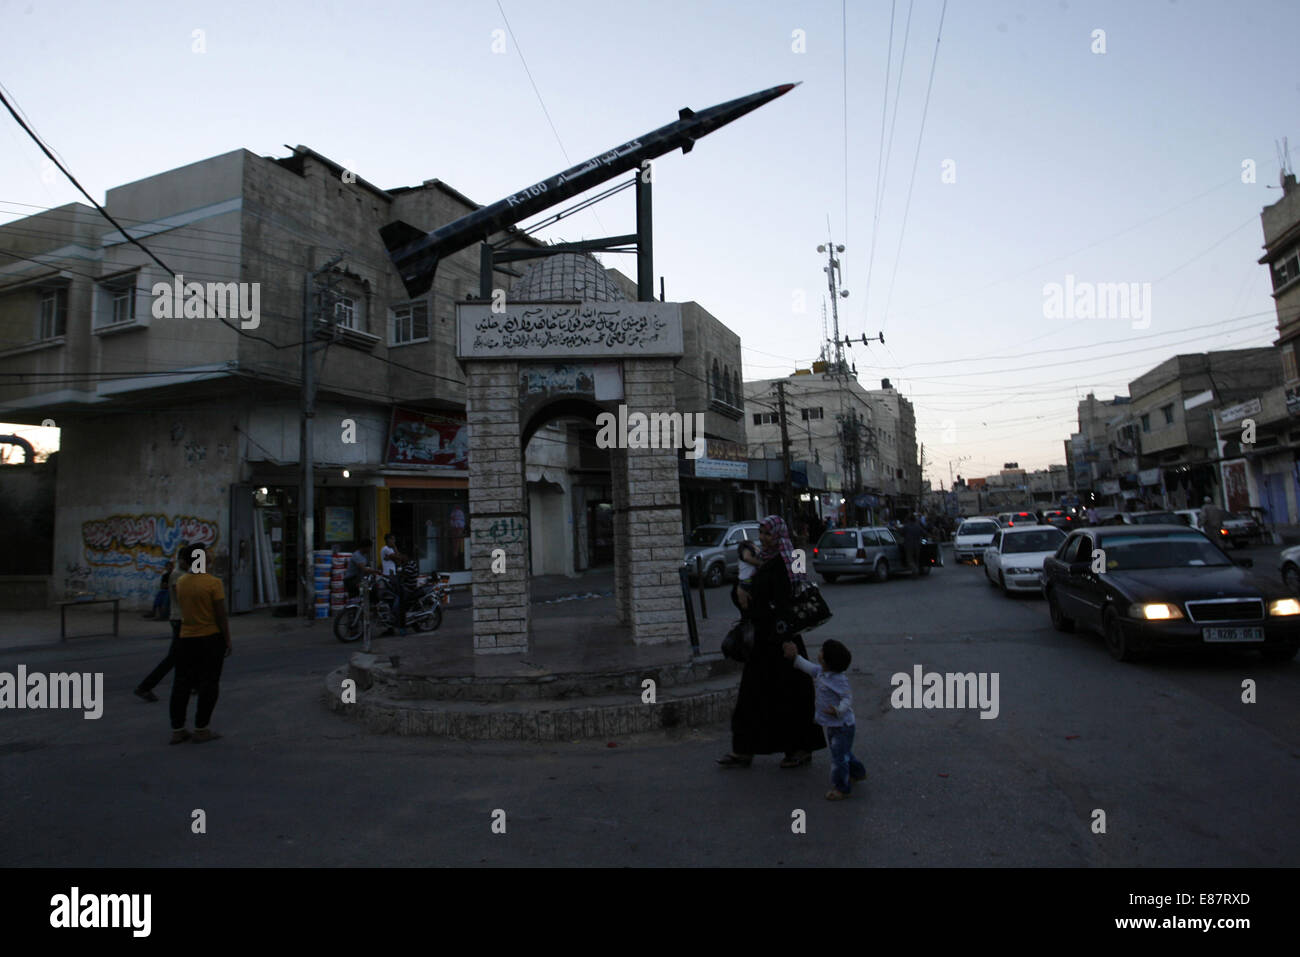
[1269,598,1300,616]
[1131,602,1184,620]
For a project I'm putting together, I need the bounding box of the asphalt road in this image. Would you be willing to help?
[2,547,1297,867]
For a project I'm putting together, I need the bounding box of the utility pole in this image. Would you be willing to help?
[299,253,344,618]
[776,380,794,525]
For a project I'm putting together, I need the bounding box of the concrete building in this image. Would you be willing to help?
[1072,393,1132,504]
[865,379,920,513]
[743,372,877,522]
[1242,170,1300,533]
[1117,349,1279,511]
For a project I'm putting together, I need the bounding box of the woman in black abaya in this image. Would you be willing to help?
[717,515,826,768]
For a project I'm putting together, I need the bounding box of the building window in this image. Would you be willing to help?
[1140,414,1150,433]
[711,359,721,399]
[96,272,139,327]
[752,412,780,425]
[391,301,429,345]
[801,407,824,420]
[1283,344,1298,384]
[723,365,734,405]
[38,287,68,339]
[1271,248,1300,291]
[334,296,357,329]
[1161,404,1174,425]
[732,371,741,409]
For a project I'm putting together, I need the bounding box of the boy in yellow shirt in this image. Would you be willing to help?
[170,544,232,744]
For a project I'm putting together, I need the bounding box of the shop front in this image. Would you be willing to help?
[679,438,757,531]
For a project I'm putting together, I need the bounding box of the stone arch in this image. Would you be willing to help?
[457,301,689,655]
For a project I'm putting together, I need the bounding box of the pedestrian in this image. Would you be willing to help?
[380,533,398,576]
[169,543,232,744]
[1201,495,1227,545]
[902,512,923,574]
[387,546,420,636]
[343,538,376,599]
[717,515,826,769]
[135,550,186,702]
[142,559,175,619]
[782,638,864,800]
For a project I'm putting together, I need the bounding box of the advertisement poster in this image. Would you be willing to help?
[324,507,354,542]
[387,407,469,468]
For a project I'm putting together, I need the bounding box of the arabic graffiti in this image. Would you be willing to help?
[83,514,218,569]
[472,306,670,353]
[471,516,526,544]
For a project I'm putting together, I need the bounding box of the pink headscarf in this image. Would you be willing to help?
[759,515,808,583]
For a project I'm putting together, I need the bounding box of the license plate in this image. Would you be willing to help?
[1202,627,1265,643]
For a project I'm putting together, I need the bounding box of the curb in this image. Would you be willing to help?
[323,666,738,740]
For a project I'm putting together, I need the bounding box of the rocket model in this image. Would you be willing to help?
[380,82,799,298]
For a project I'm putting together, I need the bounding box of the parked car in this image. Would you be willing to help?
[996,510,1039,527]
[1280,545,1300,593]
[1221,511,1260,548]
[682,522,761,587]
[953,517,1000,563]
[1041,525,1300,662]
[983,525,1067,595]
[1041,509,1078,531]
[813,526,939,583]
[1174,508,1250,548]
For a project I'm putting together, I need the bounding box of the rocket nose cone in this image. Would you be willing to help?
[775,82,801,95]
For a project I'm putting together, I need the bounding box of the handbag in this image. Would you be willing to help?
[776,581,832,636]
[721,619,755,662]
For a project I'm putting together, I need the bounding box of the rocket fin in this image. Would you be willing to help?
[678,107,695,120]
[380,220,428,253]
[681,139,695,154]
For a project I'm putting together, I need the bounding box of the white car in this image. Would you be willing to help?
[983,525,1067,595]
[996,509,1039,527]
[954,517,1000,563]
[1280,545,1300,593]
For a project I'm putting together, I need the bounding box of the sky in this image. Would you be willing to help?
[2,0,1298,479]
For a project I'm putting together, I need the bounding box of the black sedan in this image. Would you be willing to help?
[1041,525,1300,662]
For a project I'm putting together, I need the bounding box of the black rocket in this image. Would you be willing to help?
[380,82,799,298]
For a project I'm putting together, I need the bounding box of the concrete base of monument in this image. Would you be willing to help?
[322,570,743,739]
[323,655,739,740]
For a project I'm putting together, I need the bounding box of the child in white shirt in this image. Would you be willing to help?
[783,638,866,800]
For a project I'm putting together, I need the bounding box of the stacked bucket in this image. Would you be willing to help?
[312,550,333,618]
[330,553,348,616]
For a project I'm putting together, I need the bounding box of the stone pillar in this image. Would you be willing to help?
[466,361,531,655]
[622,358,688,644]
[610,445,631,625]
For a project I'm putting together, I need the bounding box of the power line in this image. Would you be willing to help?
[880,0,947,333]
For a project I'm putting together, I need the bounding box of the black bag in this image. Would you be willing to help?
[776,581,832,636]
[721,619,754,662]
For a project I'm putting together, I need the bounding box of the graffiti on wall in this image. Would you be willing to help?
[75,514,220,598]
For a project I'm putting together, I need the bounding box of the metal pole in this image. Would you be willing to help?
[480,242,494,301]
[695,554,708,619]
[777,380,794,525]
[300,271,315,619]
[636,173,653,302]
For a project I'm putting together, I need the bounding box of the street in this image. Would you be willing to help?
[3,544,1296,867]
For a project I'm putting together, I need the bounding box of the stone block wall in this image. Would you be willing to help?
[615,358,688,643]
[467,359,531,654]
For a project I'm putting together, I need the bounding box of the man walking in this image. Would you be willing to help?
[170,544,232,744]
[902,512,923,575]
[1201,495,1227,546]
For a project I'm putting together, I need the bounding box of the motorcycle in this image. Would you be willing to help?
[333,573,447,643]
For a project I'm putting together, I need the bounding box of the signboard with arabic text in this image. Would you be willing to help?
[457,303,683,359]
